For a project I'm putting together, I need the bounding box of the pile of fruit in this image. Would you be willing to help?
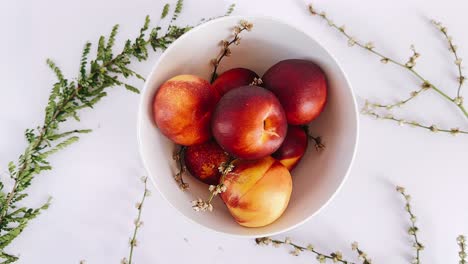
[152,59,328,227]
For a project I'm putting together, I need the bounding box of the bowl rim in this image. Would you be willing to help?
[137,14,360,238]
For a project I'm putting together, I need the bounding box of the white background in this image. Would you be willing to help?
[1,0,467,263]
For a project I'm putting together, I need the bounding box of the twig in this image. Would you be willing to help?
[173,145,189,190]
[191,157,235,212]
[459,235,467,264]
[361,108,468,135]
[396,186,424,264]
[121,177,150,264]
[210,20,253,83]
[308,4,468,129]
[256,237,365,264]
[431,20,465,98]
[302,125,325,151]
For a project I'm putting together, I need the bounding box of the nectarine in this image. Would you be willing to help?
[153,75,219,146]
[263,59,327,125]
[212,68,259,95]
[220,156,292,227]
[212,86,287,160]
[272,125,308,171]
[184,140,229,185]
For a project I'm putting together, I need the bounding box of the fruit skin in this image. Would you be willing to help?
[272,125,308,171]
[184,140,229,185]
[153,75,220,146]
[212,68,259,96]
[211,86,287,160]
[262,59,327,125]
[220,156,292,227]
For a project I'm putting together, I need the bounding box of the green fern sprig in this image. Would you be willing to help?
[0,2,193,261]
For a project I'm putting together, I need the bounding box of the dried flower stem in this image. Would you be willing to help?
[256,237,366,264]
[396,186,424,264]
[308,4,468,127]
[431,20,465,98]
[458,235,467,264]
[361,109,468,135]
[122,177,150,264]
[368,86,429,110]
[173,145,189,190]
[210,20,253,83]
[191,157,235,212]
[302,125,325,151]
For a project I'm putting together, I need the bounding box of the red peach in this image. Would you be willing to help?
[212,68,259,95]
[184,140,229,185]
[221,156,292,227]
[153,75,219,146]
[211,86,287,160]
[272,125,308,171]
[263,59,328,125]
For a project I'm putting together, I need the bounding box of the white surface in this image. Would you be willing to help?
[0,0,467,263]
[138,15,358,237]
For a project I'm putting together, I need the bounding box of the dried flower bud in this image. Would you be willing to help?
[285,237,292,244]
[233,26,241,34]
[421,81,431,89]
[307,244,314,251]
[450,127,460,135]
[240,20,253,31]
[405,61,415,68]
[316,254,326,263]
[224,48,232,57]
[365,42,375,50]
[308,4,317,15]
[380,58,389,64]
[211,58,219,67]
[458,235,466,243]
[429,125,439,132]
[455,58,462,66]
[290,247,301,256]
[348,38,356,47]
[221,40,229,47]
[396,186,405,193]
[351,242,359,251]
[454,96,463,105]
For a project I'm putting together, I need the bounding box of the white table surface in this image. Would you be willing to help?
[1,0,467,263]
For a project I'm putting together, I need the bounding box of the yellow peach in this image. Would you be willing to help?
[220,156,292,227]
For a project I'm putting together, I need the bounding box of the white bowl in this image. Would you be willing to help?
[137,16,359,237]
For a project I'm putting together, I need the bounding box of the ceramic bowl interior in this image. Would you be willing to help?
[138,16,358,237]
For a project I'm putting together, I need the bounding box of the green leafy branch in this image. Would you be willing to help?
[0,2,192,262]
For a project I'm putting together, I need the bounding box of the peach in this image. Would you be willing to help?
[212,68,259,96]
[220,156,292,227]
[184,140,229,185]
[211,86,287,160]
[153,75,220,146]
[272,125,308,171]
[263,59,328,125]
